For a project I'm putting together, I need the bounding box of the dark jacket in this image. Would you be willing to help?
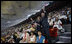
[40,15,51,43]
[40,17,49,31]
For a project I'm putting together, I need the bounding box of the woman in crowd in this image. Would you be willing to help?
[36,31,45,43]
[30,25,35,32]
[53,17,65,33]
[19,29,29,43]
[29,31,36,43]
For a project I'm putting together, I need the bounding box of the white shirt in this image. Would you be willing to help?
[53,20,63,30]
[52,18,55,22]
[30,35,36,42]
[48,19,54,26]
[21,33,25,38]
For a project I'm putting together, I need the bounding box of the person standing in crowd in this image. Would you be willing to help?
[36,31,45,43]
[29,31,36,43]
[48,16,54,27]
[40,12,51,43]
[53,17,65,33]
[49,27,58,43]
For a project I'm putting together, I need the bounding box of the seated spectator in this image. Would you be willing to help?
[30,25,35,32]
[36,31,45,43]
[15,34,21,43]
[19,30,29,43]
[19,38,25,43]
[35,16,41,31]
[36,16,41,25]
[1,37,5,43]
[34,22,41,31]
[29,31,36,43]
[7,38,15,43]
[32,22,39,36]
[30,18,35,24]
[19,28,23,32]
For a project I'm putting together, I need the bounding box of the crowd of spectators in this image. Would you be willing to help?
[1,6,71,43]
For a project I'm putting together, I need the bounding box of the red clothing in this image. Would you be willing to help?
[45,40,48,43]
[49,28,58,37]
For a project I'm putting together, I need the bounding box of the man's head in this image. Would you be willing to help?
[37,16,41,21]
[38,31,42,36]
[41,13,45,17]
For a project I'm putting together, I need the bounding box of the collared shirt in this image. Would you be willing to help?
[36,35,45,43]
